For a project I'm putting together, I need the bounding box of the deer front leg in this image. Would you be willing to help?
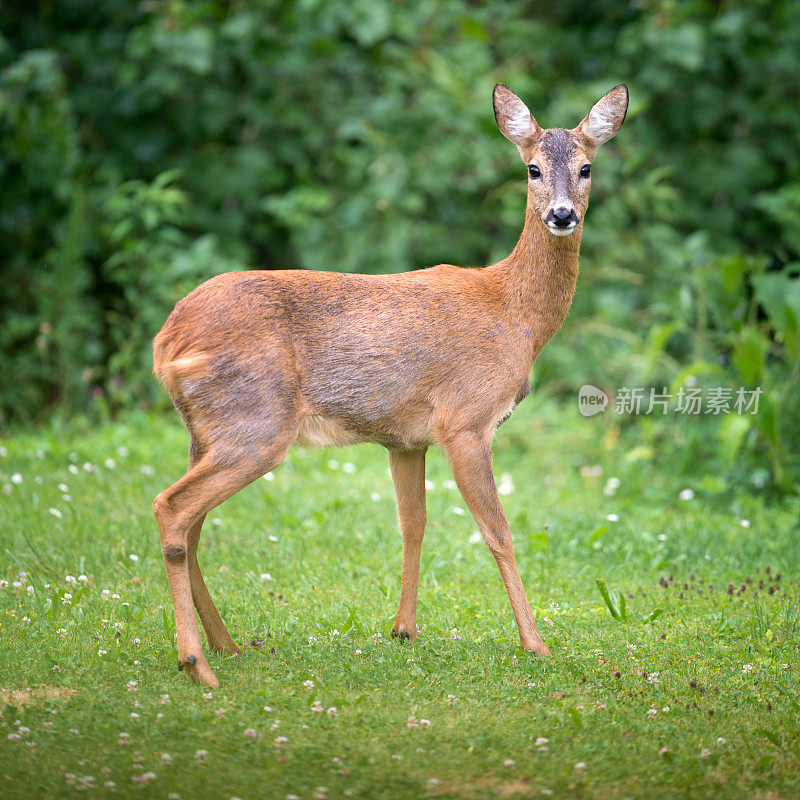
[388,448,427,643]
[442,432,550,656]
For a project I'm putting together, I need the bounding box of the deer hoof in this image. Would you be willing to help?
[391,629,411,644]
[187,654,197,666]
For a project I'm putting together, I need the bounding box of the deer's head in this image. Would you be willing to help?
[493,83,628,237]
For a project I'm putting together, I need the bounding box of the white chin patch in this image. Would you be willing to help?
[546,223,577,237]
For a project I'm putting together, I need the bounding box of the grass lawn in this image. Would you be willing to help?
[1,397,798,799]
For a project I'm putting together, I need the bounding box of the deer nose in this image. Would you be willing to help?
[551,206,576,227]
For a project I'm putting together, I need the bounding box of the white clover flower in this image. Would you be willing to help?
[452,507,466,516]
[49,508,63,519]
[11,473,23,484]
[58,483,69,493]
[742,664,754,674]
[104,459,116,469]
[425,480,436,491]
[498,472,515,496]
[606,513,619,522]
[679,488,695,501]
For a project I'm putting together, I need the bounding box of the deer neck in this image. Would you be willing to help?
[493,198,582,359]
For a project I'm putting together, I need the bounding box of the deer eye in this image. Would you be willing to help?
[528,164,541,179]
[580,164,591,178]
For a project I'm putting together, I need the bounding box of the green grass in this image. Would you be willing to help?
[1,398,798,799]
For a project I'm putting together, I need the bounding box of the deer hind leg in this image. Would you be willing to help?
[389,448,427,643]
[154,421,297,687]
[186,512,241,656]
[442,431,550,656]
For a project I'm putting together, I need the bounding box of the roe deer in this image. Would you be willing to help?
[153,83,629,686]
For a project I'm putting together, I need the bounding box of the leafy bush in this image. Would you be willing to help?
[0,0,798,488]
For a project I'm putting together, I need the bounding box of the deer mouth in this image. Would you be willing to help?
[545,221,577,237]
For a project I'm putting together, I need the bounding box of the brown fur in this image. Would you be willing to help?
[152,84,628,686]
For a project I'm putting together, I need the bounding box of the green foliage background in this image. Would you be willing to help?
[1,0,799,489]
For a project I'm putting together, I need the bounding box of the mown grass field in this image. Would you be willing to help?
[1,398,798,799]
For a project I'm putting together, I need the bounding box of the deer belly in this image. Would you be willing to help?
[295,415,361,448]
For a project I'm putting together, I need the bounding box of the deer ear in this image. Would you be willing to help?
[576,84,629,146]
[493,84,540,147]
